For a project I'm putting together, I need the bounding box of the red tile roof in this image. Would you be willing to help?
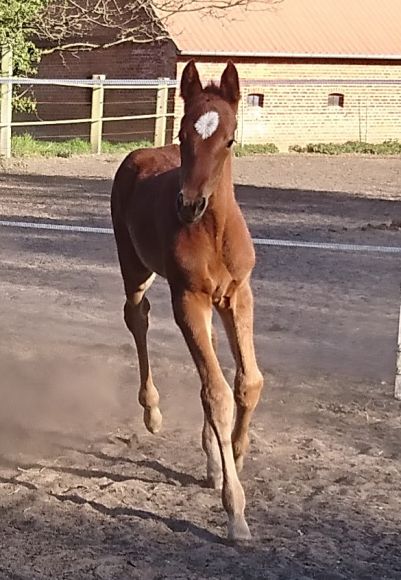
[161,0,401,58]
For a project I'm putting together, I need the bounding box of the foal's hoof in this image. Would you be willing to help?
[206,474,223,491]
[144,407,162,434]
[228,517,252,542]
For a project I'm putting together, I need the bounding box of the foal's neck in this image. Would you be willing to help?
[207,155,235,235]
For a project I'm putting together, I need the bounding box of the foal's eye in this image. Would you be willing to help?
[227,139,235,148]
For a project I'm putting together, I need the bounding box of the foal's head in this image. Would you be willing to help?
[177,60,240,224]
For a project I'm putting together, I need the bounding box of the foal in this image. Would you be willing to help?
[111,60,263,541]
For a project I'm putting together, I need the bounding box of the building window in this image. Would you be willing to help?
[328,93,344,107]
[247,93,264,107]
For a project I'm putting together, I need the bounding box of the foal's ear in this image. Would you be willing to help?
[180,60,203,106]
[220,61,240,108]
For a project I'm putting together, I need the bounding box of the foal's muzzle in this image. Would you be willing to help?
[176,192,208,224]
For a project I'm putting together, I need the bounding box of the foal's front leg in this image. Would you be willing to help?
[217,282,264,472]
[203,322,223,490]
[172,289,251,541]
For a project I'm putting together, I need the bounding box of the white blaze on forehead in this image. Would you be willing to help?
[194,111,219,140]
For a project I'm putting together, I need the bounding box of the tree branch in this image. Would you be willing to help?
[33,0,281,52]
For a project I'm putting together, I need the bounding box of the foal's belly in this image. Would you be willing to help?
[127,218,168,278]
[127,172,179,277]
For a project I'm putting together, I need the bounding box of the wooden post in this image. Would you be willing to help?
[395,285,401,400]
[90,74,105,154]
[0,46,13,159]
[239,91,245,148]
[154,78,169,147]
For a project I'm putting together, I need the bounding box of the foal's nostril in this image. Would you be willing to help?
[177,192,207,223]
[196,197,207,213]
[177,191,184,209]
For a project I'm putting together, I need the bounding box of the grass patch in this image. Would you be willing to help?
[11,134,152,158]
[289,140,401,155]
[11,135,280,158]
[234,143,279,156]
[101,140,153,154]
[11,135,401,158]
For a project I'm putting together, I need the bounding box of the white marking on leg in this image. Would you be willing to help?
[194,111,219,140]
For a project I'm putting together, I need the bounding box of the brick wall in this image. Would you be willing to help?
[174,57,401,151]
[15,41,177,142]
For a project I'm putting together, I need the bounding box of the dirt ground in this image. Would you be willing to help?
[0,153,401,579]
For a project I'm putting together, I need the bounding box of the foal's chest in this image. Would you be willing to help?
[174,231,246,299]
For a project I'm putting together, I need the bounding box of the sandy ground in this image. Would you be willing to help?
[0,153,401,579]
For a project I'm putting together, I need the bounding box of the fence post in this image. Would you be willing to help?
[395,285,401,400]
[154,78,169,147]
[0,46,13,158]
[90,74,105,154]
[239,91,245,147]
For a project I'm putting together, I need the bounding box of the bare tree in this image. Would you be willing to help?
[34,0,281,53]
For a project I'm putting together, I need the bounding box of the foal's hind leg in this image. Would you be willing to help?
[113,223,161,434]
[217,282,264,473]
[124,280,162,434]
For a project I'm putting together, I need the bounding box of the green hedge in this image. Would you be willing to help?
[289,140,401,155]
[234,143,279,156]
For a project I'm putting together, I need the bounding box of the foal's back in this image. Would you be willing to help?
[111,143,180,219]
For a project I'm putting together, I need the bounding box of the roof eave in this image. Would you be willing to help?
[179,50,401,60]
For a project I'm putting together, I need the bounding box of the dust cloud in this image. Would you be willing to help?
[0,346,136,460]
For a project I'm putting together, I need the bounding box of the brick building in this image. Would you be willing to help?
[25,22,177,142]
[26,0,401,149]
[169,0,401,150]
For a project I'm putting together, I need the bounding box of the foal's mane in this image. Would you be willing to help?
[204,82,224,98]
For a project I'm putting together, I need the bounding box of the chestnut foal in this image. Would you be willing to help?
[111,60,263,541]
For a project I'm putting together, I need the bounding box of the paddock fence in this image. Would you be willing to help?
[0,48,177,158]
[2,46,401,158]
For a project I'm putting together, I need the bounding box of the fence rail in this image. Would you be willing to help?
[0,77,178,87]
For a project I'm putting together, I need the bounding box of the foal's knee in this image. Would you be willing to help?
[234,369,264,410]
